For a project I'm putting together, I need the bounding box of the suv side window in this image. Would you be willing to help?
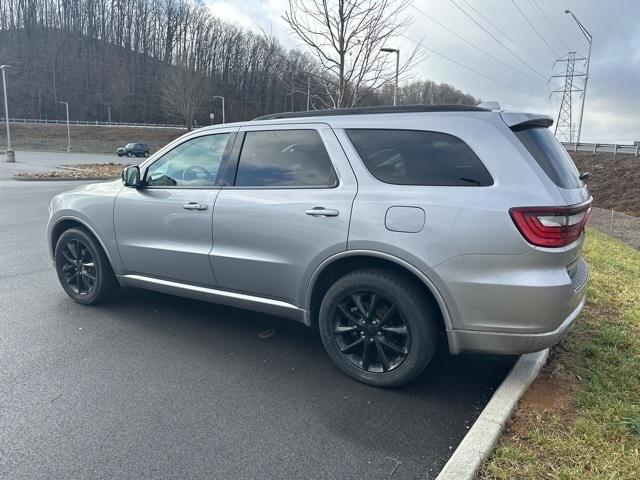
[145,133,231,187]
[346,129,493,186]
[234,129,337,187]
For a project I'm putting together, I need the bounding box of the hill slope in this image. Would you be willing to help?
[572,152,640,216]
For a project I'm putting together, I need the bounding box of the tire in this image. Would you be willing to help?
[144,151,150,157]
[319,269,438,388]
[117,153,123,157]
[54,227,119,305]
[126,152,132,157]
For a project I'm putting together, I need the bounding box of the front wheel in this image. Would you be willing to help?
[54,228,119,305]
[126,152,132,157]
[319,269,438,387]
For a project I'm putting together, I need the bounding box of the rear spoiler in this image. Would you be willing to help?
[500,112,553,131]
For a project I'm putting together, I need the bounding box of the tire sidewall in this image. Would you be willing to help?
[54,228,109,305]
[319,271,436,387]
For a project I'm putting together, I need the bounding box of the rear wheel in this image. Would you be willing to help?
[54,228,119,305]
[319,269,438,387]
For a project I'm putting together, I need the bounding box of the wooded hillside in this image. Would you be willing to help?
[0,0,478,125]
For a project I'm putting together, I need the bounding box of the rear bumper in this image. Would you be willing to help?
[446,292,586,354]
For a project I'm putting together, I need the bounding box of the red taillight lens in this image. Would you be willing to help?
[510,202,591,248]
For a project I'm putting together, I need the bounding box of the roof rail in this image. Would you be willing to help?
[254,104,490,121]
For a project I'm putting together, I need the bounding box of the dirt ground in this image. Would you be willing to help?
[0,122,185,154]
[571,151,640,216]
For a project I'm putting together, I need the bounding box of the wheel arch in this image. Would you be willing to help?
[304,251,452,331]
[49,216,117,271]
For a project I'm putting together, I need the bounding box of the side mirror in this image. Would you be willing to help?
[122,165,142,187]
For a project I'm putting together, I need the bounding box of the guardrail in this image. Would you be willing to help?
[562,141,639,156]
[0,117,188,129]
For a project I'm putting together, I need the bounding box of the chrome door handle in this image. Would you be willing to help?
[183,202,208,211]
[305,207,339,217]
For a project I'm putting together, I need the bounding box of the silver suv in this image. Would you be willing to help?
[47,105,591,387]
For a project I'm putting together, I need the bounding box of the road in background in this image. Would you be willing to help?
[0,153,516,479]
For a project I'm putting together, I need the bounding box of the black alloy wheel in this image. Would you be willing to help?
[319,269,438,387]
[333,292,410,373]
[59,238,97,295]
[54,227,119,304]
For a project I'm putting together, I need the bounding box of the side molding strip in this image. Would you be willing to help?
[119,274,306,322]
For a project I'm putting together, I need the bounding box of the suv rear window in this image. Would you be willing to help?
[345,129,493,186]
[513,127,583,189]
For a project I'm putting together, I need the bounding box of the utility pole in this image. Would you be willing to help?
[60,101,71,151]
[213,96,225,124]
[565,10,592,147]
[380,48,400,106]
[306,77,311,111]
[107,106,111,125]
[290,70,295,111]
[1,65,14,162]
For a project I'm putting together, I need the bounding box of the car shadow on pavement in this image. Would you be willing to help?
[92,286,516,478]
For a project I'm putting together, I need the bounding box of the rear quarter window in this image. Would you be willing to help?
[513,127,583,189]
[345,129,493,186]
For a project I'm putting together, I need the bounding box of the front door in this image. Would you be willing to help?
[210,124,357,306]
[114,130,235,286]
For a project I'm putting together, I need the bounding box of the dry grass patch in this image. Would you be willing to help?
[14,163,128,180]
[0,123,184,154]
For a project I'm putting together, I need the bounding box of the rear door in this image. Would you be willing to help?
[210,124,357,306]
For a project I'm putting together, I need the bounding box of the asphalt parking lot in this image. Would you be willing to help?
[1,151,516,479]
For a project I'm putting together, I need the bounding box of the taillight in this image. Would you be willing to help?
[509,202,591,248]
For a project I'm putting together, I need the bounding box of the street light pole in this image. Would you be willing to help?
[213,96,225,124]
[565,10,592,147]
[60,101,71,152]
[1,64,14,162]
[380,48,400,106]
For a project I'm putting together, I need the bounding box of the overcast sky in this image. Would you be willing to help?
[206,0,639,143]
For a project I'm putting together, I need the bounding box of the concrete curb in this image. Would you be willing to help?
[436,349,549,480]
[13,175,118,181]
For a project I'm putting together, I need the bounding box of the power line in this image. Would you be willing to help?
[510,0,559,57]
[530,0,571,51]
[456,0,551,68]
[410,4,545,85]
[400,34,547,100]
[449,0,549,81]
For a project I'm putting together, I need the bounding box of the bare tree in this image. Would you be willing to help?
[0,0,475,123]
[283,0,421,108]
[161,66,210,129]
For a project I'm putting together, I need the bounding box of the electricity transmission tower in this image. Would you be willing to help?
[550,51,586,143]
